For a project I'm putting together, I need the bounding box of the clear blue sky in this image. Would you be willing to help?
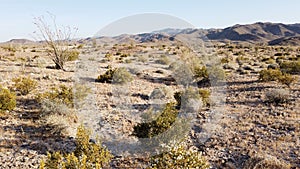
[1,0,300,42]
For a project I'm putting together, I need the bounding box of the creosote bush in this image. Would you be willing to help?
[133,103,178,138]
[174,88,211,109]
[37,84,90,108]
[194,65,226,82]
[12,76,37,95]
[258,69,296,86]
[280,60,300,74]
[0,85,16,112]
[40,125,113,169]
[96,67,133,84]
[148,141,210,169]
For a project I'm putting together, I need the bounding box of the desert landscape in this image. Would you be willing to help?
[0,21,299,169]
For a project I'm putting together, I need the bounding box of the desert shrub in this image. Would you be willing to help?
[280,60,300,74]
[156,55,170,65]
[12,76,37,95]
[278,73,296,87]
[194,66,225,82]
[220,57,230,64]
[40,99,70,117]
[243,156,290,169]
[133,103,178,138]
[0,85,16,112]
[66,50,80,61]
[174,88,202,112]
[96,67,133,84]
[40,125,113,169]
[38,84,90,109]
[96,67,115,83]
[258,69,282,82]
[265,89,289,104]
[148,142,210,169]
[137,55,148,63]
[37,85,73,107]
[112,67,133,84]
[199,89,211,107]
[194,66,208,79]
[1,45,16,52]
[207,66,226,81]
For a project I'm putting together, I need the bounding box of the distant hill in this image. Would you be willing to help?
[268,36,300,46]
[90,22,300,45]
[206,22,300,43]
[5,39,34,44]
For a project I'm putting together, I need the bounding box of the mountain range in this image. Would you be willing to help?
[94,22,300,45]
[5,22,300,46]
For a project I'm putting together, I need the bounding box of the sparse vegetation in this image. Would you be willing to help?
[0,85,16,112]
[265,88,289,104]
[133,103,178,138]
[96,67,133,84]
[40,125,113,169]
[259,69,282,82]
[12,76,37,95]
[148,142,210,169]
[280,60,300,74]
[34,13,78,70]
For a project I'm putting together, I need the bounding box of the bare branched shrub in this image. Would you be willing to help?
[34,13,78,70]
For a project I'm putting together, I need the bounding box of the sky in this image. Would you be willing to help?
[0,0,300,42]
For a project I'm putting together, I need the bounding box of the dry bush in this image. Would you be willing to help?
[12,76,37,95]
[34,13,78,70]
[265,88,289,104]
[243,156,290,169]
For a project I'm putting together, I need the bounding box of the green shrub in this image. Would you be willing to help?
[258,69,282,82]
[194,66,208,79]
[280,61,300,74]
[12,76,37,95]
[148,142,210,169]
[96,67,115,83]
[133,103,178,138]
[96,67,133,84]
[0,85,16,112]
[40,125,113,169]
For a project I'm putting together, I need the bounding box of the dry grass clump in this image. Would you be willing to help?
[243,156,291,169]
[265,88,289,104]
